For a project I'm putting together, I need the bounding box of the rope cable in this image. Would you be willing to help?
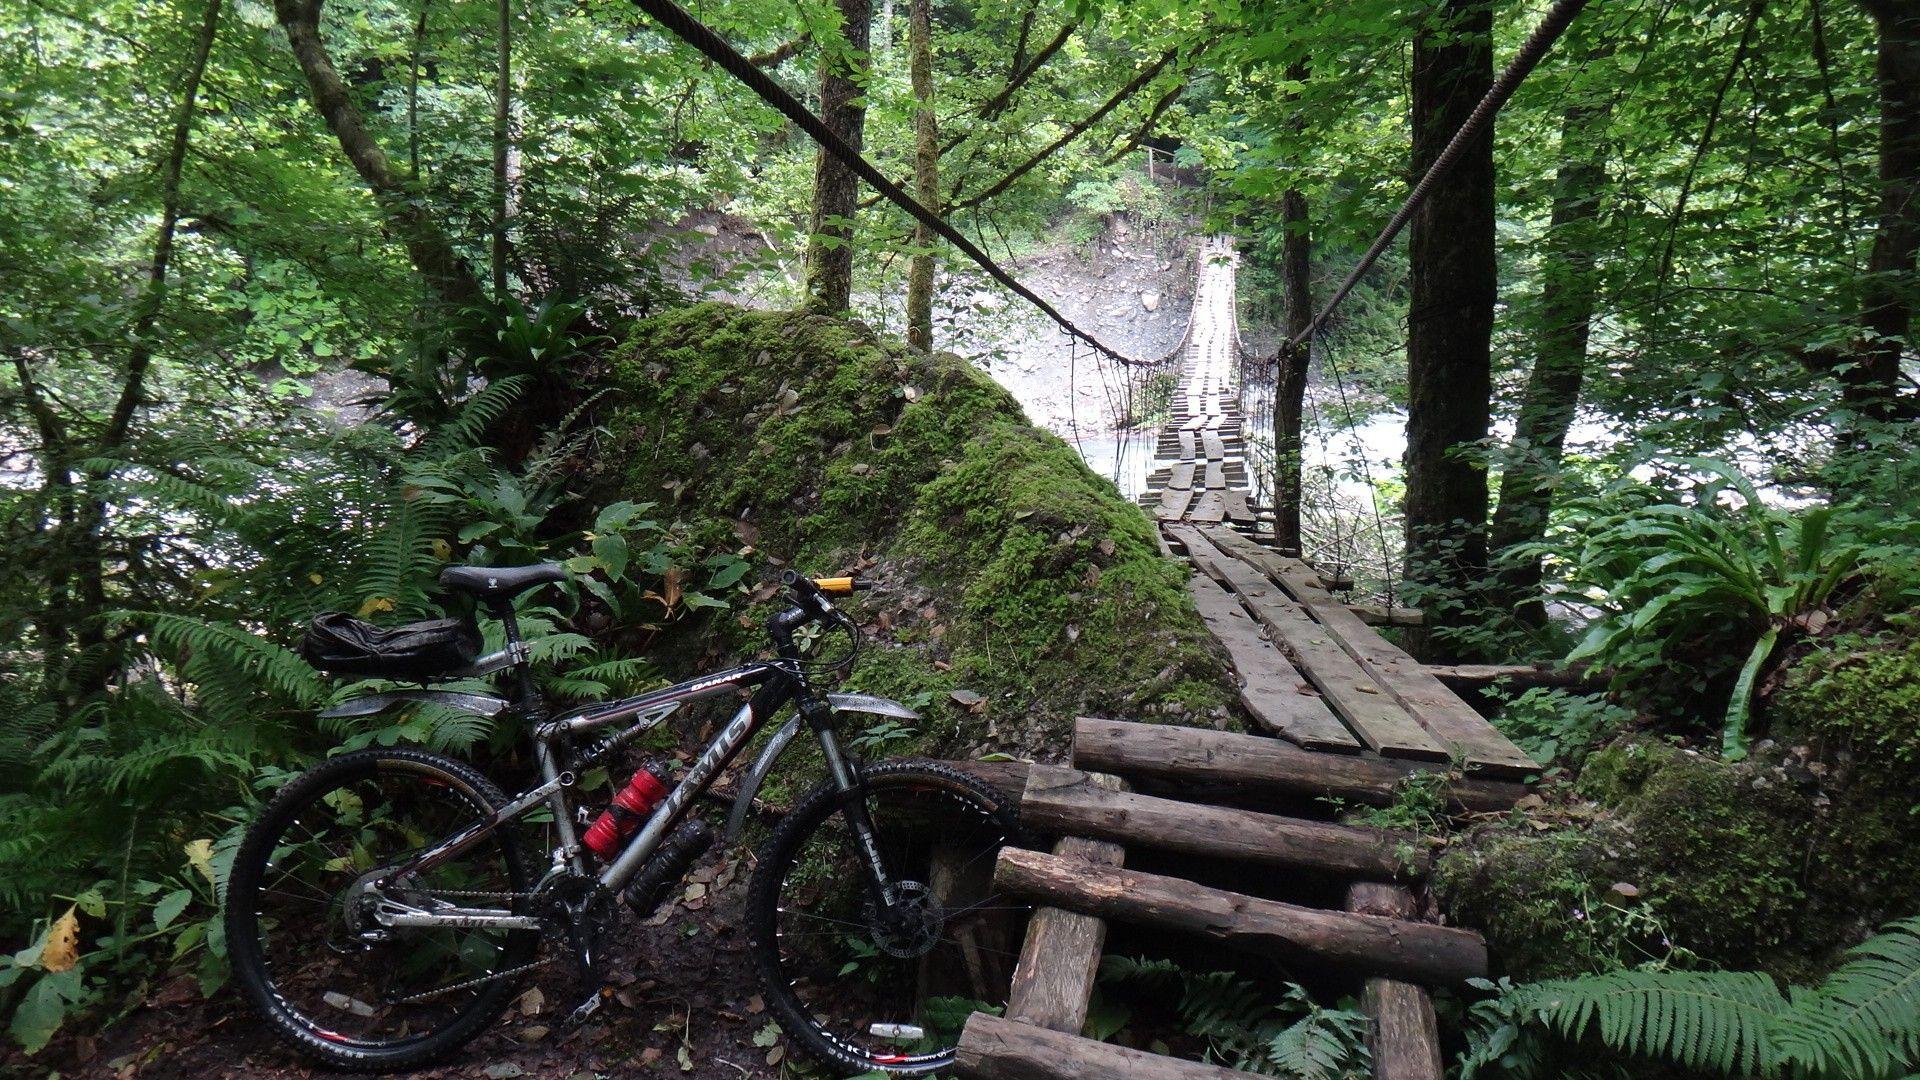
[627,0,1150,368]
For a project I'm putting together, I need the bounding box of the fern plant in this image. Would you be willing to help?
[1098,955,1371,1078]
[1458,916,1920,1079]
[1555,458,1868,759]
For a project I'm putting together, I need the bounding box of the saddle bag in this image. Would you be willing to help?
[299,612,483,679]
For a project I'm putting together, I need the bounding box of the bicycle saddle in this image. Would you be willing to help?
[437,562,568,604]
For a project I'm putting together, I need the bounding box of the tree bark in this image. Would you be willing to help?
[1403,0,1496,659]
[803,0,871,314]
[491,0,511,299]
[1275,61,1312,553]
[1853,0,1920,419]
[1489,44,1613,626]
[273,0,487,313]
[905,0,937,351]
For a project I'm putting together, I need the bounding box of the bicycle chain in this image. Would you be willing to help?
[388,957,553,1004]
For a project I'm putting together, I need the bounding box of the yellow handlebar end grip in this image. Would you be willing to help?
[814,577,856,594]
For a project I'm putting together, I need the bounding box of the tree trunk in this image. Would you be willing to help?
[491,0,510,299]
[905,0,937,351]
[62,0,225,692]
[105,0,224,449]
[803,0,871,314]
[1489,45,1613,626]
[273,0,487,313]
[1403,0,1496,659]
[1275,62,1312,552]
[1853,0,1920,419]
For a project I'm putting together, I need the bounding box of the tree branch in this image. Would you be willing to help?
[946,47,1180,214]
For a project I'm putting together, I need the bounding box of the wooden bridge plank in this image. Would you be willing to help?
[1186,575,1357,751]
[1178,430,1196,458]
[1188,491,1226,524]
[1022,765,1423,880]
[1202,432,1226,460]
[1167,461,1195,490]
[1071,718,1528,813]
[1203,527,1537,779]
[1203,461,1226,489]
[1170,526,1448,762]
[1156,487,1193,519]
[1005,771,1128,1035]
[994,848,1487,985]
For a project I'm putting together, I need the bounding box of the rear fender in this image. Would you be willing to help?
[722,693,921,843]
[317,689,510,720]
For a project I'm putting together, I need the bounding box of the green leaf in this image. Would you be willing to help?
[153,888,193,930]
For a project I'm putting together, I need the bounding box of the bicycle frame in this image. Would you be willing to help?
[360,618,900,934]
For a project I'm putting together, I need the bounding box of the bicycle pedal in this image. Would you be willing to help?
[561,986,609,1031]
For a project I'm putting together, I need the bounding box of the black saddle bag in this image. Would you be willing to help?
[300,612,483,679]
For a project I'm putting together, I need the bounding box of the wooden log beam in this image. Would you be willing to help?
[1348,603,1425,627]
[956,1011,1254,1079]
[1347,884,1444,1080]
[994,848,1486,984]
[1424,662,1608,691]
[1072,718,1527,814]
[1020,765,1427,880]
[1006,771,1128,1034]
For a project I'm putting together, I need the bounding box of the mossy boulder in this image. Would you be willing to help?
[1772,630,1920,774]
[1435,732,1920,982]
[598,302,1231,757]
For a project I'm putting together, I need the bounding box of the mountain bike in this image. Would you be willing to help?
[224,565,1028,1075]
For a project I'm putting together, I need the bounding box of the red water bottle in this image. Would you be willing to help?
[582,760,670,860]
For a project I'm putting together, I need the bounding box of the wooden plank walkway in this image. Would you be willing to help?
[958,237,1534,1080]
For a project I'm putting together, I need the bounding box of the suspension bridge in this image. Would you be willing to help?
[952,238,1537,1080]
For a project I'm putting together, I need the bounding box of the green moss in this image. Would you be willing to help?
[1432,828,1624,979]
[598,303,1231,754]
[1773,632,1920,773]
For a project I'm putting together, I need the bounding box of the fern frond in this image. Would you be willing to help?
[1515,970,1786,1076]
[149,613,324,707]
[1263,1004,1371,1079]
[421,375,529,457]
[1775,917,1920,1079]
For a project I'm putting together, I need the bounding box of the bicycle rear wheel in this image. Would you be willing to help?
[224,748,541,1071]
[747,760,1030,1076]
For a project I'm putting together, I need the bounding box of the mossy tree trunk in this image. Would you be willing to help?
[1274,58,1311,554]
[273,0,488,315]
[905,0,937,352]
[1851,0,1920,420]
[1403,0,1495,660]
[804,0,871,315]
[1490,37,1614,627]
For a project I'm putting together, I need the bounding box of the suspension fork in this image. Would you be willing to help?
[800,692,899,910]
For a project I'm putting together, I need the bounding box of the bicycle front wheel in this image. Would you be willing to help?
[224,748,541,1071]
[747,760,1030,1076]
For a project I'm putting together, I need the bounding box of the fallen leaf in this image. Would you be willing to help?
[745,994,765,1014]
[519,1024,550,1043]
[683,882,708,902]
[638,1047,663,1066]
[40,906,80,973]
[765,1046,785,1066]
[949,689,984,710]
[483,1063,525,1079]
[518,987,545,1016]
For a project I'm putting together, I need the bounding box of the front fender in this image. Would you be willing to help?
[318,689,510,720]
[722,693,921,843]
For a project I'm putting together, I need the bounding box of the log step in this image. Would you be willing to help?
[957,1012,1258,1079]
[1021,765,1428,880]
[1005,772,1128,1035]
[993,847,1487,985]
[1072,717,1528,813]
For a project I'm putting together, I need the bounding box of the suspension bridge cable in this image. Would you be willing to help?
[626,0,1151,368]
[1283,0,1590,352]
